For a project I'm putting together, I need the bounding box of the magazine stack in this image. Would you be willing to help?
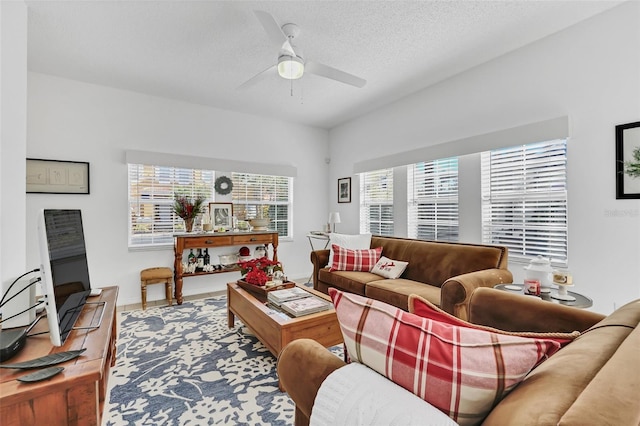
[267,287,311,305]
[279,296,331,317]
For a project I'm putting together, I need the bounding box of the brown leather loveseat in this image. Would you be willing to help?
[311,235,512,319]
[279,288,640,426]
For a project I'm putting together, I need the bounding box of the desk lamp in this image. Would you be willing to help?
[328,212,341,233]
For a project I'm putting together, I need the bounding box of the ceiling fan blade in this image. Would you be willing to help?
[237,64,276,90]
[254,11,287,47]
[305,61,366,88]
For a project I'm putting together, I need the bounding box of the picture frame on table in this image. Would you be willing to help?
[26,158,90,194]
[338,177,351,203]
[209,202,233,228]
[616,121,640,199]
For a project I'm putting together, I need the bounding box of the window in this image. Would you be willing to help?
[359,168,394,236]
[128,164,214,247]
[481,139,568,265]
[231,172,292,238]
[408,158,459,242]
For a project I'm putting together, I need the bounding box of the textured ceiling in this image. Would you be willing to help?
[26,1,622,129]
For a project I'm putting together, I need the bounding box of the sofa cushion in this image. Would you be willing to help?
[330,245,382,272]
[318,269,381,296]
[371,256,409,279]
[327,233,372,266]
[329,288,566,426]
[365,278,441,310]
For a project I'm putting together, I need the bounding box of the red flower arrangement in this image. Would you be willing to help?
[238,257,283,286]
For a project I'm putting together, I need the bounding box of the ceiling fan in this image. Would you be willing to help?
[238,11,367,90]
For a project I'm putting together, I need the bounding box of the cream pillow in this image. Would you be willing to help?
[327,233,372,267]
[371,256,408,279]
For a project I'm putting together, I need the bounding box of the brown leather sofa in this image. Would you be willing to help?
[278,287,640,426]
[311,235,512,319]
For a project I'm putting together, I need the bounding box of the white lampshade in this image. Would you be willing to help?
[328,212,341,232]
[277,55,304,80]
[328,212,341,224]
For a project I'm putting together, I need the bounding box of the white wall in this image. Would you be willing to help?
[0,1,31,328]
[329,2,640,314]
[26,73,330,305]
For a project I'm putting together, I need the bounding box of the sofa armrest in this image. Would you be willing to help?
[310,250,330,290]
[278,339,346,426]
[467,287,605,333]
[441,268,513,320]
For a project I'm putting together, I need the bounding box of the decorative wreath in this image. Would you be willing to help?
[214,175,233,195]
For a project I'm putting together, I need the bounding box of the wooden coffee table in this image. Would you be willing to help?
[227,282,343,360]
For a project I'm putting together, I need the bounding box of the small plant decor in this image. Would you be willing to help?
[173,194,207,219]
[238,257,283,286]
[173,194,206,232]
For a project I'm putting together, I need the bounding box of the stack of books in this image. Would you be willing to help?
[267,287,331,317]
[267,287,311,305]
[279,297,331,317]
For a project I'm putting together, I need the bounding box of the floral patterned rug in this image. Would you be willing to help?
[104,296,340,425]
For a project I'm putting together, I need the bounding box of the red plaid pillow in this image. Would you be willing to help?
[329,288,565,426]
[329,244,382,272]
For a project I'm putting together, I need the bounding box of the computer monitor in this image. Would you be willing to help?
[37,209,92,346]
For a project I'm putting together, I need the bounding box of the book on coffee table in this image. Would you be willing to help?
[279,296,331,317]
[267,287,311,305]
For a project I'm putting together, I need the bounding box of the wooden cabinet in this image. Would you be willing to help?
[0,286,118,426]
[173,231,279,304]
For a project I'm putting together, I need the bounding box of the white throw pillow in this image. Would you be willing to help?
[327,233,372,267]
[371,256,409,279]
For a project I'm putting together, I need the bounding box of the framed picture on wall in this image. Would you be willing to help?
[26,158,90,194]
[616,121,640,199]
[209,202,233,228]
[338,177,351,203]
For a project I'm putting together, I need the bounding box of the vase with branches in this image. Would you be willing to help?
[173,194,206,232]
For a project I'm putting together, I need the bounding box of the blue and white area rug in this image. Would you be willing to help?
[104,295,340,425]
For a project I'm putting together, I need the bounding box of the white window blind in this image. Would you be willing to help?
[128,164,214,247]
[231,172,292,238]
[359,169,394,236]
[481,139,568,265]
[408,158,459,242]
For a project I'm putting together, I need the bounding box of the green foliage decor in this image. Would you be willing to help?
[173,194,206,219]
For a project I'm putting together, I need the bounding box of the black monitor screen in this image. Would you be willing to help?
[43,209,91,342]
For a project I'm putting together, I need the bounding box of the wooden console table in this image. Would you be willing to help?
[0,286,118,426]
[173,231,278,304]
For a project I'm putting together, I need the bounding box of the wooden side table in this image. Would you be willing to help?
[493,284,593,309]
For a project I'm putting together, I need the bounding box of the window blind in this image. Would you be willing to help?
[231,172,292,237]
[408,158,459,242]
[128,164,214,247]
[359,169,394,236]
[481,139,568,265]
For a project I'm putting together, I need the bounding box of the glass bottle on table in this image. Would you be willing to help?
[204,248,210,265]
[188,249,196,264]
[197,249,204,268]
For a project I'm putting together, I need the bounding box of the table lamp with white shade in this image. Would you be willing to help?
[328,212,341,233]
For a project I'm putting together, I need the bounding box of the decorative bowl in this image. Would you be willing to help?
[249,218,270,231]
[219,253,239,268]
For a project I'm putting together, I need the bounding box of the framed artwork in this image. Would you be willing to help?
[338,177,351,203]
[616,121,640,199]
[26,158,90,194]
[209,202,233,228]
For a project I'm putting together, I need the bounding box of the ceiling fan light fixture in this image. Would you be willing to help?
[277,55,304,80]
